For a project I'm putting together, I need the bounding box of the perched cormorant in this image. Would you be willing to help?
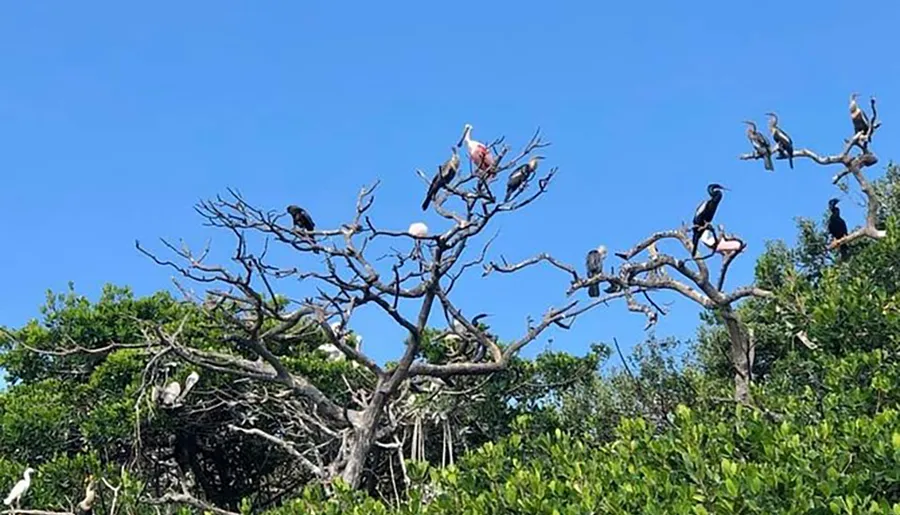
[744,121,774,171]
[827,198,849,259]
[286,205,315,231]
[766,112,794,169]
[692,184,727,256]
[585,245,607,298]
[505,155,544,202]
[850,93,870,136]
[422,147,460,211]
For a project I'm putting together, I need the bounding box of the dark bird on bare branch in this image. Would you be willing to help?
[827,198,849,259]
[692,184,727,256]
[766,112,794,169]
[585,245,607,298]
[849,93,870,137]
[744,121,774,171]
[422,147,460,211]
[286,205,315,232]
[505,155,543,202]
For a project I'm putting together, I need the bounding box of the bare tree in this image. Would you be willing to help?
[488,222,772,404]
[741,95,885,249]
[119,126,620,506]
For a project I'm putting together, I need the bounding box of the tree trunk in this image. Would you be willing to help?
[721,307,753,404]
[340,389,389,488]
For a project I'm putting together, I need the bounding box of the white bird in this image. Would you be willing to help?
[408,222,429,238]
[316,343,345,361]
[160,381,182,406]
[4,466,35,509]
[180,371,200,400]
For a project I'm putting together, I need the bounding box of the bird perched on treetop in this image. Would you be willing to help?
[692,184,727,257]
[408,222,429,238]
[286,205,315,232]
[766,112,794,169]
[422,147,460,211]
[744,121,774,171]
[849,93,870,137]
[585,246,607,298]
[505,156,544,202]
[458,123,495,175]
[827,198,849,259]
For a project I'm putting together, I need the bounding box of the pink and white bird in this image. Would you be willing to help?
[457,123,495,174]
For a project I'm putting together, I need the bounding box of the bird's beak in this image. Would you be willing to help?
[456,126,468,147]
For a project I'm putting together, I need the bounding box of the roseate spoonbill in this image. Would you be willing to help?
[505,156,544,202]
[78,475,97,514]
[766,112,794,169]
[850,93,870,136]
[3,467,35,509]
[286,205,315,231]
[744,121,774,171]
[828,198,849,259]
[585,245,607,298]
[692,184,728,256]
[422,147,460,210]
[699,228,743,257]
[457,123,495,174]
[408,222,429,237]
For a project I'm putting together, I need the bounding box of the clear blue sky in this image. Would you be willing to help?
[2,1,899,370]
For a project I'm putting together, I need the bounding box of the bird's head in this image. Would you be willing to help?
[457,124,473,147]
[24,467,35,475]
[596,245,608,258]
[743,120,757,131]
[708,183,728,195]
[529,155,545,170]
[286,205,300,216]
[765,112,779,125]
[828,197,841,210]
[850,92,860,103]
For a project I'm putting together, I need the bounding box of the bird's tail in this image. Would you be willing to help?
[588,283,600,298]
[839,244,849,260]
[764,151,774,171]
[788,149,794,169]
[3,495,12,506]
[504,188,514,203]
[421,196,431,211]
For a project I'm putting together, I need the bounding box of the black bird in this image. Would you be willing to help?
[286,204,315,231]
[692,184,727,256]
[766,112,794,169]
[827,198,849,259]
[850,93,870,136]
[585,246,607,298]
[505,155,544,202]
[744,121,774,171]
[422,147,460,211]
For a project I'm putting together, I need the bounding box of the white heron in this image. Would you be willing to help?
[3,466,35,509]
[77,474,97,513]
[408,222,429,238]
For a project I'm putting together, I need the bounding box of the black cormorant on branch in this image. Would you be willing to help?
[585,245,607,298]
[286,205,315,231]
[766,112,794,169]
[422,147,460,211]
[827,198,849,259]
[505,155,544,202]
[744,121,774,171]
[692,183,727,256]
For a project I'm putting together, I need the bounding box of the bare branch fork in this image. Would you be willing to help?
[740,95,886,249]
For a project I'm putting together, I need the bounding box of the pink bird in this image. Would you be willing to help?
[457,123,495,174]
